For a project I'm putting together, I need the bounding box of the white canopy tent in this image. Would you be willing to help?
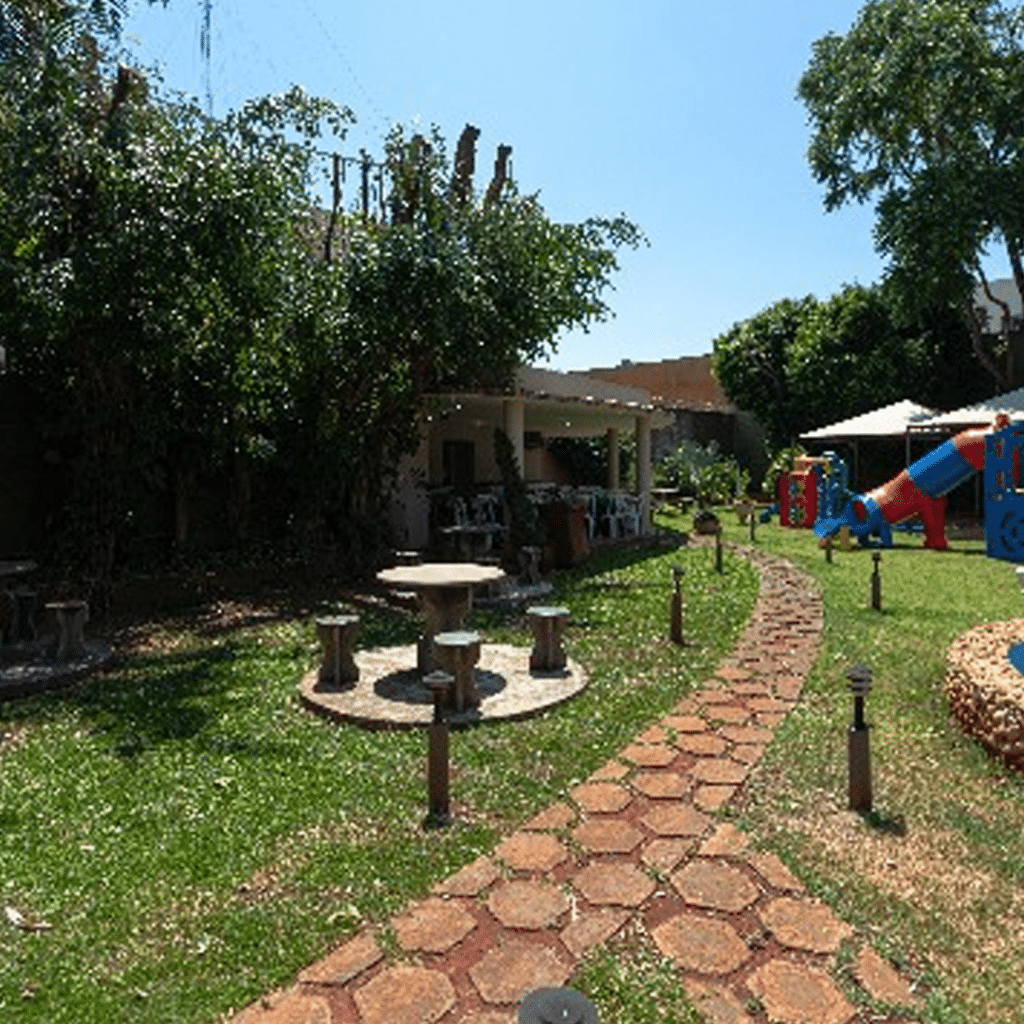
[800,399,939,485]
[911,386,1024,431]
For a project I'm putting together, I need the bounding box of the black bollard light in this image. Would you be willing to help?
[825,535,833,564]
[670,564,685,644]
[749,506,756,542]
[871,551,882,610]
[845,663,873,813]
[715,525,723,573]
[423,670,454,828]
[519,987,601,1024]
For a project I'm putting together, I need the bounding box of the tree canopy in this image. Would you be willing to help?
[1,1,642,582]
[798,0,1024,391]
[712,285,988,447]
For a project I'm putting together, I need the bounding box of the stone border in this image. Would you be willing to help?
[945,618,1024,769]
[299,643,589,729]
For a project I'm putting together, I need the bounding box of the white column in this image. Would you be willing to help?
[503,396,525,476]
[606,427,619,490]
[636,414,652,535]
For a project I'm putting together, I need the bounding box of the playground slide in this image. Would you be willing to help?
[814,420,1004,549]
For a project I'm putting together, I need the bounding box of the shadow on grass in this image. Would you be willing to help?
[859,808,908,836]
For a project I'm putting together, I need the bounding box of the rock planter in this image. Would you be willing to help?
[945,619,1024,769]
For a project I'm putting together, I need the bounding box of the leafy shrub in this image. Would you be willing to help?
[656,440,750,506]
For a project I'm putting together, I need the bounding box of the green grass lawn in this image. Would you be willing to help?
[726,515,1024,1024]
[0,540,758,1024]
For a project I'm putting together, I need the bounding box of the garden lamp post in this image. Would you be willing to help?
[423,670,454,827]
[715,525,723,573]
[871,551,882,611]
[670,564,685,644]
[845,663,873,812]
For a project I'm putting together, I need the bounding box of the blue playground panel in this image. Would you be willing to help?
[985,421,1024,563]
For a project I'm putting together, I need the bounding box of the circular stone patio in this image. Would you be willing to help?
[299,643,588,729]
[0,641,115,700]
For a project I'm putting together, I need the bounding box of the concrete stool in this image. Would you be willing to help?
[6,589,38,643]
[45,600,88,662]
[315,614,360,688]
[433,630,481,712]
[526,605,570,671]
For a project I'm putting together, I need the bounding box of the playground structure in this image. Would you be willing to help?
[775,452,850,529]
[984,418,1024,561]
[814,418,1007,550]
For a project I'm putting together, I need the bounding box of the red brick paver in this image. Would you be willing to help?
[227,543,919,1024]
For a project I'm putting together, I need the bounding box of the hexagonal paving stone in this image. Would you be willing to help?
[698,823,750,857]
[469,940,572,1004]
[640,802,710,837]
[487,880,570,930]
[854,946,921,1007]
[569,782,633,813]
[690,759,749,786]
[746,960,854,1024]
[433,856,501,897]
[589,760,631,781]
[631,771,690,799]
[391,897,477,953]
[704,705,751,724]
[730,744,766,766]
[673,732,729,757]
[758,896,854,953]
[683,979,756,1024]
[233,989,331,1024]
[571,818,644,854]
[671,859,759,912]
[619,743,678,767]
[747,852,804,893]
[693,785,737,812]
[640,837,694,873]
[353,966,456,1024]
[636,724,669,744]
[521,802,576,831]
[298,931,382,985]
[493,831,569,872]
[662,714,707,733]
[572,861,655,906]
[559,907,630,958]
[719,725,775,746]
[651,911,749,974]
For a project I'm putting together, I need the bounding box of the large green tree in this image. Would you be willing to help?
[1,2,641,581]
[799,0,1024,392]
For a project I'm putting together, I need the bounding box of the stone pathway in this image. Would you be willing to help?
[229,545,922,1024]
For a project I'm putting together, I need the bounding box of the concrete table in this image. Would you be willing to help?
[377,562,505,673]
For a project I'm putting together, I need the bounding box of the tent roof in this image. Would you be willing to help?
[800,399,939,440]
[912,386,1024,430]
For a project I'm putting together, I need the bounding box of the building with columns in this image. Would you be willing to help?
[388,365,673,551]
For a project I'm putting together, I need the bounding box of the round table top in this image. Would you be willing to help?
[0,561,37,578]
[377,562,505,589]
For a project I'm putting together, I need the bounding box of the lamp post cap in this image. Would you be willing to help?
[845,663,873,693]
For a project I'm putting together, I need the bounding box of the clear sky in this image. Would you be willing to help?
[121,0,883,372]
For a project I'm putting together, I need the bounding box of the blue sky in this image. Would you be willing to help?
[122,0,882,371]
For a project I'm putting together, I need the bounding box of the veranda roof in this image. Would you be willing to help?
[800,399,939,441]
